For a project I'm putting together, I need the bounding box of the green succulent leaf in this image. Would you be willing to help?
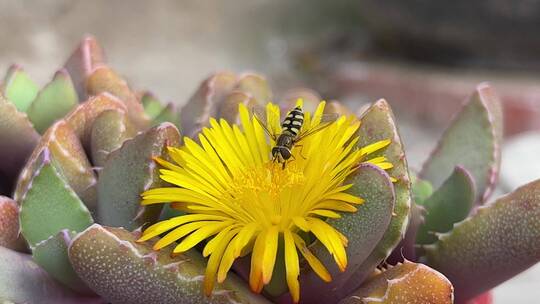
[152,103,181,129]
[2,64,39,113]
[339,260,453,304]
[27,69,78,133]
[90,109,135,167]
[19,149,94,247]
[424,178,540,302]
[33,230,93,295]
[69,224,271,304]
[0,196,26,251]
[63,35,105,101]
[14,120,98,211]
[298,163,396,303]
[0,246,103,304]
[0,94,39,192]
[141,92,165,119]
[416,166,475,246]
[180,72,237,137]
[420,83,503,203]
[96,123,180,230]
[411,175,433,205]
[341,99,412,294]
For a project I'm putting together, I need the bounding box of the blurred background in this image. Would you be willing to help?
[1,1,539,302]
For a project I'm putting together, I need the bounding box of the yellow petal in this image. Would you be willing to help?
[249,230,267,293]
[204,228,238,296]
[261,226,279,284]
[153,221,213,250]
[359,139,391,156]
[292,233,331,282]
[307,218,347,271]
[138,214,228,242]
[173,222,233,253]
[284,230,300,303]
[308,209,342,218]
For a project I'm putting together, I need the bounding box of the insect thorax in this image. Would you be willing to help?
[281,106,304,136]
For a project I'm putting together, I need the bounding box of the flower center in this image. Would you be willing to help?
[226,161,306,229]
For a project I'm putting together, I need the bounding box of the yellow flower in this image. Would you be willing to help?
[138,101,392,303]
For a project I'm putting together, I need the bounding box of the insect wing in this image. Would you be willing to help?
[251,105,279,141]
[296,113,339,142]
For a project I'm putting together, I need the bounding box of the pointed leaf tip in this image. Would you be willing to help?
[425,178,540,302]
[416,166,475,246]
[420,84,503,204]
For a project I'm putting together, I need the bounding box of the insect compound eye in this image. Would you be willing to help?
[281,148,292,160]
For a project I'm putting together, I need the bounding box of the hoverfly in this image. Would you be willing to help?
[253,105,338,169]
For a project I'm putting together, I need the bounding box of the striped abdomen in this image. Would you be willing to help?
[282,106,304,136]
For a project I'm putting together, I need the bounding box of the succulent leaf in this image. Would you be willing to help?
[63,36,105,101]
[235,73,272,104]
[339,260,453,304]
[280,88,321,113]
[90,109,135,167]
[424,178,540,302]
[416,166,475,246]
[180,72,237,137]
[218,91,258,124]
[32,230,93,295]
[0,246,103,304]
[63,92,127,149]
[27,69,78,133]
[85,65,149,130]
[19,149,94,247]
[152,103,181,129]
[1,64,39,112]
[298,163,396,303]
[411,175,433,205]
[96,123,180,230]
[0,196,26,251]
[342,99,411,293]
[141,92,165,119]
[0,94,39,193]
[420,83,503,203]
[14,120,97,210]
[323,101,355,118]
[69,224,272,304]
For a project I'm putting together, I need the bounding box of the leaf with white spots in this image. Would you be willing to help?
[339,260,453,304]
[96,123,180,230]
[68,224,271,304]
[424,178,540,302]
[19,149,94,247]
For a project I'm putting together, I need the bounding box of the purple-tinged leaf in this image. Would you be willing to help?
[420,83,503,204]
[69,224,271,304]
[0,246,103,303]
[180,72,237,138]
[0,196,26,251]
[339,260,453,304]
[63,35,105,101]
[96,123,180,230]
[0,94,39,193]
[424,178,540,302]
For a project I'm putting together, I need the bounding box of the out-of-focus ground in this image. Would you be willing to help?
[1,1,539,303]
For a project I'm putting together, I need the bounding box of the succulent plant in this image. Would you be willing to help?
[0,36,538,304]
